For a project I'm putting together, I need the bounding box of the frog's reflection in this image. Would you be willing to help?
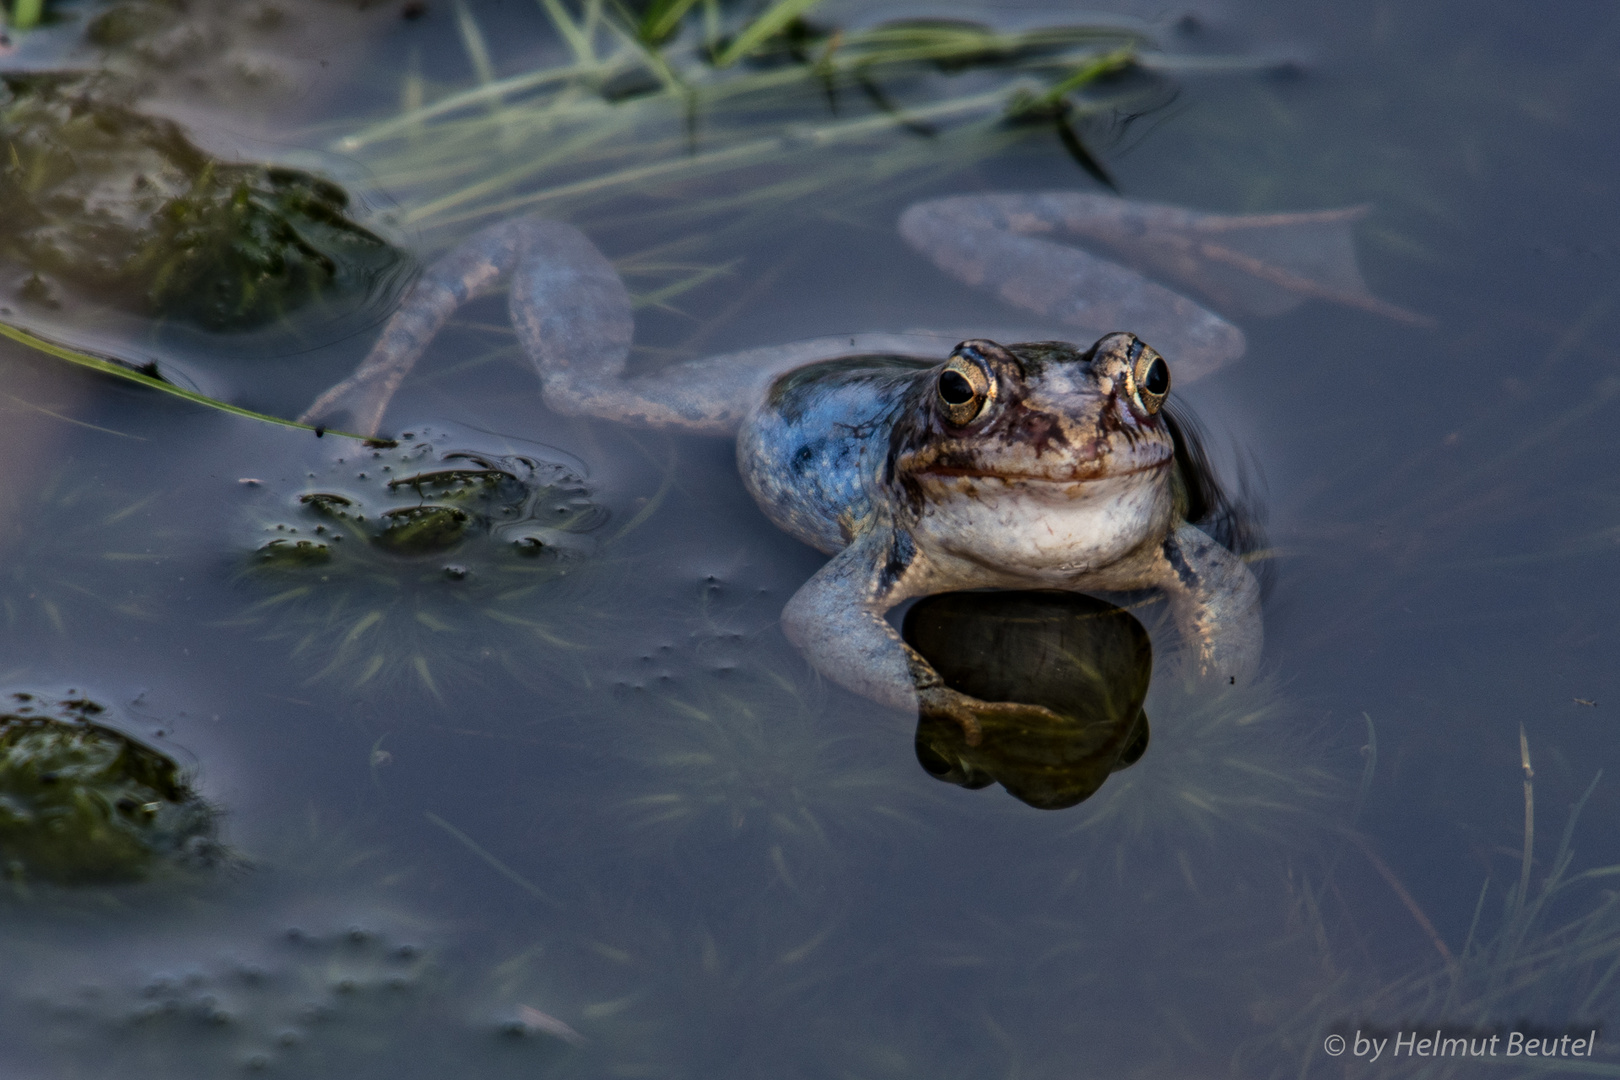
[903,591,1152,810]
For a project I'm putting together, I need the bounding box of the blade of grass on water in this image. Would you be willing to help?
[0,321,362,439]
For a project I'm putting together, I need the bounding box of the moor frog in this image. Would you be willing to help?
[303,192,1417,739]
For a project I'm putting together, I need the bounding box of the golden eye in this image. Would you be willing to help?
[936,355,993,425]
[1131,345,1170,414]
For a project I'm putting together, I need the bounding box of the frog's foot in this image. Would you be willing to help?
[917,686,1070,748]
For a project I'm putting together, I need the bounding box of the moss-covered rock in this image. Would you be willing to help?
[0,693,218,884]
[0,73,403,330]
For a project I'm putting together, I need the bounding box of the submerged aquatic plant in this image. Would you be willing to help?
[1055,667,1351,884]
[0,692,218,884]
[230,427,614,695]
[1249,732,1620,1078]
[0,462,183,636]
[606,636,919,889]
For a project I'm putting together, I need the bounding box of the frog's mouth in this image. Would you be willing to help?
[915,453,1172,485]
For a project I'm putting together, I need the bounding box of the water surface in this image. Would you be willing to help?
[2,0,1618,1076]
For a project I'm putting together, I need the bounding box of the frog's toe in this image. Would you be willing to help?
[919,687,1073,748]
[299,369,396,436]
[917,686,985,745]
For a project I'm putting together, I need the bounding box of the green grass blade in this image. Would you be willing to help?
[713,0,822,68]
[454,0,500,88]
[11,0,43,31]
[640,0,702,44]
[537,0,598,64]
[333,63,596,152]
[0,321,363,439]
[409,84,1009,228]
[1005,45,1138,120]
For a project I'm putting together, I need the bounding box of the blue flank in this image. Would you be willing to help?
[738,357,935,555]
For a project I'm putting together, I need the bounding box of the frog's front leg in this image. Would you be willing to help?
[781,524,1064,746]
[1145,523,1263,684]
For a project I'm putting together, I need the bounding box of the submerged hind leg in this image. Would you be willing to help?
[304,218,950,437]
[899,196,1247,383]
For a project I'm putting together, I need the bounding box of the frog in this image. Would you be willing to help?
[300,191,1419,739]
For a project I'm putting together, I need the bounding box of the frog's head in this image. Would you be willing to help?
[891,334,1178,577]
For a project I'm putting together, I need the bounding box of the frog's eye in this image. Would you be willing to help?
[937,355,993,425]
[1130,346,1170,414]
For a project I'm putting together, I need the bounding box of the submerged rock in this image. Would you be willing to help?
[0,692,218,884]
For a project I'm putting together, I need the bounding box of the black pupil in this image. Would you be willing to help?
[939,369,976,406]
[1142,357,1169,396]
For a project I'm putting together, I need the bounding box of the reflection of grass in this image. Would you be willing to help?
[227,428,622,696]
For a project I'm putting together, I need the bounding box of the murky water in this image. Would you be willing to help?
[2,0,1618,1076]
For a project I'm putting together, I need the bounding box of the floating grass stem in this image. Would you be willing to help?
[539,0,603,64]
[426,811,563,908]
[0,320,361,438]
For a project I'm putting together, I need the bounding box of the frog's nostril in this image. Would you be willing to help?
[939,370,975,405]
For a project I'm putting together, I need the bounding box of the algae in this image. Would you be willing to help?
[0,692,217,884]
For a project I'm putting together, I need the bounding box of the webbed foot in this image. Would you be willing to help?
[917,685,1069,748]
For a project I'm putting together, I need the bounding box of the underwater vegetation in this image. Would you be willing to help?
[1050,665,1351,887]
[904,591,1152,811]
[0,691,217,885]
[232,427,613,695]
[22,919,586,1080]
[1251,736,1620,1078]
[0,72,403,331]
[604,644,920,890]
[0,462,182,636]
